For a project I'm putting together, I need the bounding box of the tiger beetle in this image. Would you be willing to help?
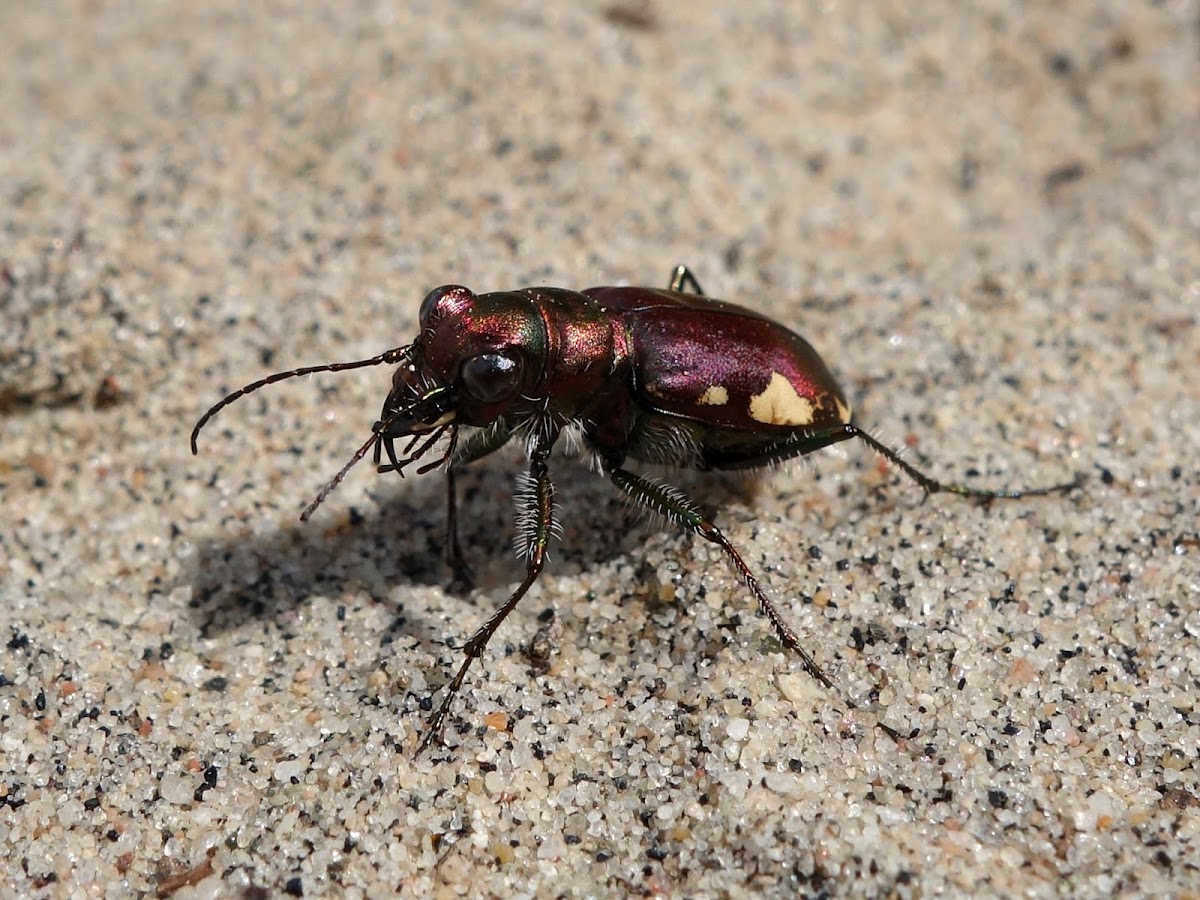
[191,266,1080,753]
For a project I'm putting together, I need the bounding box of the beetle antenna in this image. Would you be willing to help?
[190,345,412,454]
[848,424,1082,499]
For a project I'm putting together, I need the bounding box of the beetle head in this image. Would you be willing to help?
[376,284,545,431]
[371,285,545,481]
[190,284,552,520]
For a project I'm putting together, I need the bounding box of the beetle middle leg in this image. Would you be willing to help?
[418,426,559,753]
[606,466,837,693]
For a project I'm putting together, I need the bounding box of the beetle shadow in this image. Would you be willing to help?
[183,472,451,647]
[182,451,760,646]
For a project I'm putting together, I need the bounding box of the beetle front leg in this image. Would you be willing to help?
[418,427,559,754]
[606,467,837,694]
[444,422,519,590]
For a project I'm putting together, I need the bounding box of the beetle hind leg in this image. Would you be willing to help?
[606,466,837,694]
[668,265,705,296]
[706,423,1081,500]
[846,424,1083,500]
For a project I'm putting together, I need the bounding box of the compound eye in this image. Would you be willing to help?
[419,285,474,327]
[459,352,523,405]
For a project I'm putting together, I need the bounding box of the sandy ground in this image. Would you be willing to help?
[2,1,1198,896]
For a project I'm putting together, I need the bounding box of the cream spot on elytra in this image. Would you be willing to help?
[836,398,852,424]
[748,372,814,426]
[698,385,729,406]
